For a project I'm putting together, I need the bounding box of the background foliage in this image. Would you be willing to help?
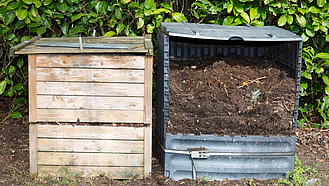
[1,0,329,128]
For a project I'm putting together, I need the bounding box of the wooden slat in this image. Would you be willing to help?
[29,55,37,122]
[37,82,144,97]
[37,125,144,140]
[38,152,143,166]
[35,54,145,68]
[38,166,143,179]
[144,56,153,124]
[16,47,148,54]
[29,124,38,177]
[36,109,144,123]
[10,36,41,56]
[144,126,152,178]
[38,36,145,43]
[37,96,143,110]
[36,68,144,83]
[37,139,143,153]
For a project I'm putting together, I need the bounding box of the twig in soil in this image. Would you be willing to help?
[223,84,229,97]
[268,80,284,92]
[238,76,266,88]
[172,82,183,91]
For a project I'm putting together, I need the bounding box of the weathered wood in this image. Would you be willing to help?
[37,109,144,123]
[37,125,144,140]
[144,34,153,56]
[143,56,153,124]
[38,152,143,166]
[35,54,145,69]
[37,82,144,97]
[29,55,37,122]
[37,138,144,153]
[38,166,143,179]
[10,36,41,56]
[36,68,144,83]
[37,96,143,110]
[144,126,152,178]
[29,124,38,177]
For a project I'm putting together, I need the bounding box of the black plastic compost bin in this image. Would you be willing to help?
[156,23,302,181]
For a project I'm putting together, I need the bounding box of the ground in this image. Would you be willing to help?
[0,55,328,185]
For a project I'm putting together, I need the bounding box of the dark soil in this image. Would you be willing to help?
[168,55,296,136]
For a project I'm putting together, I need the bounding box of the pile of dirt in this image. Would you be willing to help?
[168,55,296,136]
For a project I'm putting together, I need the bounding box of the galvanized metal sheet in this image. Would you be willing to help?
[160,23,302,42]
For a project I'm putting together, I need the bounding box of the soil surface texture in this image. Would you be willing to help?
[168,55,296,136]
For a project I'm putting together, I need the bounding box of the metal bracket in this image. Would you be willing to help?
[190,150,210,159]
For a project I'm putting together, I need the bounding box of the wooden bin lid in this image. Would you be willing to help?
[10,35,153,56]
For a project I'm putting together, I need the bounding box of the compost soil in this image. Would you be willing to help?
[168,55,296,136]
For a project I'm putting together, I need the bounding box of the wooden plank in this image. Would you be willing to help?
[37,36,145,43]
[144,56,153,124]
[144,126,152,178]
[10,36,41,56]
[29,55,37,122]
[37,139,143,153]
[38,152,143,166]
[36,68,144,83]
[29,124,38,177]
[38,166,143,179]
[144,34,153,56]
[17,46,148,55]
[36,82,144,97]
[37,96,143,110]
[37,125,144,140]
[35,54,145,69]
[36,109,144,123]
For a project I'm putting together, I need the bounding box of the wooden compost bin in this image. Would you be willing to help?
[11,35,153,179]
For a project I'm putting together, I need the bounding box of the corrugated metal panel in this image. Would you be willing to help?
[160,23,303,42]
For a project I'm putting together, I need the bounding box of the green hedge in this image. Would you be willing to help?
[1,0,329,128]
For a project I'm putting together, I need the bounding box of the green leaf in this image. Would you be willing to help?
[287,15,293,25]
[137,17,144,29]
[317,0,325,7]
[33,0,42,8]
[308,6,321,13]
[301,70,312,79]
[249,8,257,21]
[223,16,234,25]
[71,13,86,22]
[160,3,171,10]
[14,83,23,91]
[16,9,28,20]
[146,24,155,33]
[58,2,68,13]
[0,81,6,95]
[172,12,187,23]
[37,26,47,36]
[144,0,154,9]
[31,5,38,17]
[21,36,31,42]
[305,28,315,37]
[115,9,122,19]
[8,66,16,78]
[17,59,24,68]
[152,8,171,14]
[15,21,26,29]
[296,14,306,26]
[315,52,329,59]
[192,10,199,19]
[104,31,116,37]
[234,3,244,13]
[6,2,19,10]
[8,86,15,97]
[227,3,233,13]
[278,14,287,26]
[323,75,329,86]
[129,2,139,8]
[6,12,16,25]
[325,86,329,95]
[6,33,15,41]
[43,0,52,6]
[240,12,250,23]
[61,22,69,35]
[116,23,124,34]
[22,0,33,5]
[9,112,22,119]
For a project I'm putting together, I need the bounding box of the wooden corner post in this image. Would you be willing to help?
[28,55,37,122]
[29,124,38,177]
